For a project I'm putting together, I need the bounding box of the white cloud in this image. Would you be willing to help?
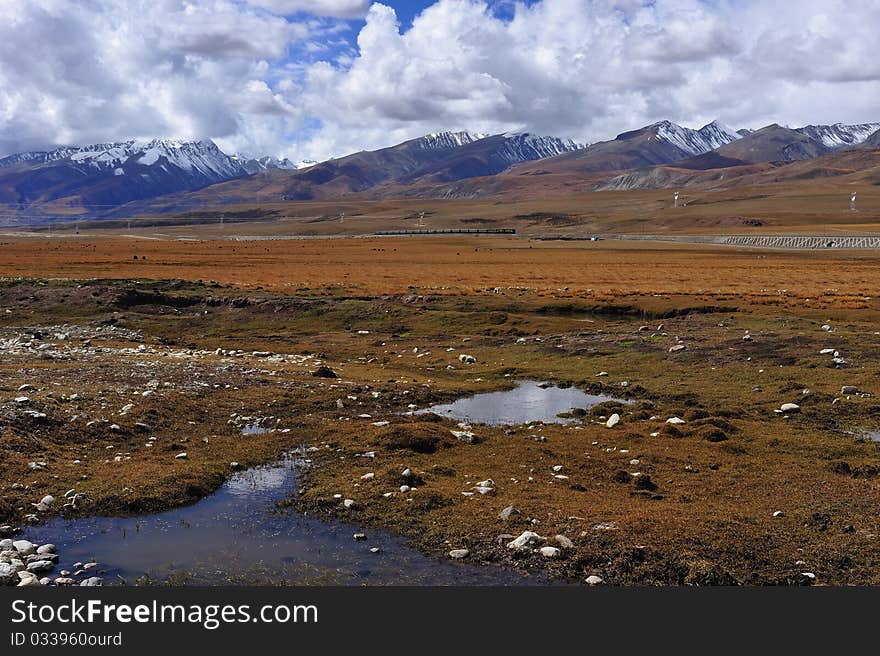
[285,0,880,161]
[1,0,880,164]
[245,0,371,18]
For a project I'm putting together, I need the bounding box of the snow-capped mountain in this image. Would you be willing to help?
[1,139,247,179]
[497,132,586,163]
[652,120,742,157]
[418,131,487,150]
[276,130,587,200]
[233,155,316,174]
[0,146,82,169]
[0,138,259,218]
[796,123,880,149]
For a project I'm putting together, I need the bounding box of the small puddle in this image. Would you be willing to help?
[418,380,626,426]
[21,451,539,586]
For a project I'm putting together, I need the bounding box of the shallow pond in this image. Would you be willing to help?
[22,452,540,586]
[418,380,625,426]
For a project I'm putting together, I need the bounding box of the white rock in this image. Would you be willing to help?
[448,549,470,559]
[26,560,54,573]
[507,531,544,550]
[399,485,411,493]
[605,413,620,428]
[360,473,375,481]
[451,430,477,443]
[175,452,188,459]
[772,510,784,517]
[36,544,56,555]
[16,571,41,586]
[12,540,35,556]
[666,417,685,424]
[555,535,575,550]
[585,575,604,586]
[780,403,800,413]
[0,562,17,585]
[539,546,561,558]
[342,499,356,509]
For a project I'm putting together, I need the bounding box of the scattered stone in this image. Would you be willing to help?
[342,499,356,509]
[17,572,41,586]
[666,417,685,425]
[539,546,561,558]
[669,344,686,353]
[12,540,35,556]
[79,577,102,587]
[585,575,604,586]
[841,386,860,394]
[605,413,620,428]
[450,430,477,444]
[448,549,470,559]
[458,354,476,364]
[773,510,785,517]
[506,531,544,550]
[780,403,800,413]
[498,505,520,521]
[175,452,188,459]
[360,473,375,481]
[26,560,54,573]
[555,535,574,550]
[353,533,367,541]
[0,563,17,586]
[311,366,338,378]
[36,544,56,555]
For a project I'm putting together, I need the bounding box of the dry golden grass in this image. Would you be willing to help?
[2,236,880,301]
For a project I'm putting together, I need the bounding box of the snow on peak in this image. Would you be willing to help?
[496,132,585,161]
[651,120,741,156]
[419,131,486,150]
[796,122,880,149]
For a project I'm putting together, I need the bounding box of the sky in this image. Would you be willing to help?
[1,0,879,162]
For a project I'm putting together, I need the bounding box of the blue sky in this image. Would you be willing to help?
[1,1,879,161]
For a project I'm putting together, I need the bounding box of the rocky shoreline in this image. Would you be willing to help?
[1,534,102,587]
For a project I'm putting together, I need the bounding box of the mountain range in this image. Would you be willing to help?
[0,119,878,223]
